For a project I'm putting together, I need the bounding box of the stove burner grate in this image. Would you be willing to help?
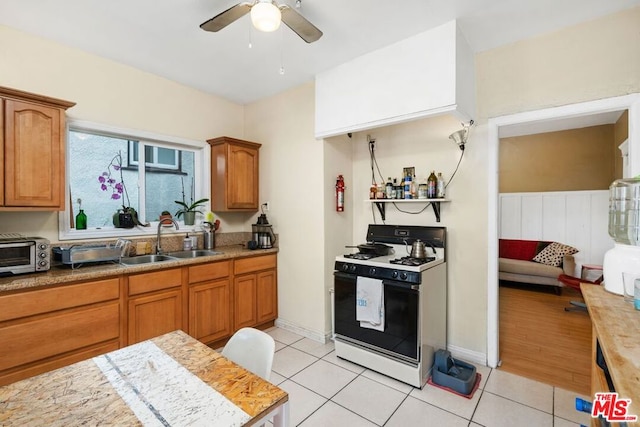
[343,253,380,260]
[389,256,436,266]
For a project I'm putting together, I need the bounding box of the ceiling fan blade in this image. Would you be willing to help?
[279,5,323,43]
[200,2,253,32]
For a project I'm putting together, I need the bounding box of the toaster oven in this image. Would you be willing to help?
[0,235,50,276]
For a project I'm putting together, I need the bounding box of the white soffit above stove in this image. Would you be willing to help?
[0,0,638,105]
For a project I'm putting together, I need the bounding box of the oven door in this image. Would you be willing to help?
[334,271,419,363]
[0,241,35,274]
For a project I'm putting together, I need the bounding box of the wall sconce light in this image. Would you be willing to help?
[251,0,282,32]
[449,120,474,151]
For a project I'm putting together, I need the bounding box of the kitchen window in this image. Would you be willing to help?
[59,120,209,240]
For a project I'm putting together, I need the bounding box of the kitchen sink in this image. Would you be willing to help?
[120,254,177,265]
[167,250,222,258]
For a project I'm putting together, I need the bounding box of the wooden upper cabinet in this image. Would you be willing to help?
[207,136,261,211]
[0,86,75,210]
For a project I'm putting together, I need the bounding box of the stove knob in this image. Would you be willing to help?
[342,264,350,272]
[349,264,357,273]
[369,267,376,276]
[392,271,399,279]
[400,272,408,280]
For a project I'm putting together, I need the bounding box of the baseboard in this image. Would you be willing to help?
[274,318,330,344]
[447,343,487,367]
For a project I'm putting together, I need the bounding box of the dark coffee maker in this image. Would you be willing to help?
[252,214,276,249]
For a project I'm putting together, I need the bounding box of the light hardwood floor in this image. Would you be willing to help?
[498,282,592,396]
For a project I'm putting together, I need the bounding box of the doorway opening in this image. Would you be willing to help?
[486,93,640,371]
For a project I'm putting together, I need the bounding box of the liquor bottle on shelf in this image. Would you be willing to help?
[437,172,446,198]
[404,175,412,199]
[385,177,393,199]
[427,171,438,199]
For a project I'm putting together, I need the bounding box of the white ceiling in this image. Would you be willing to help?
[1,0,639,105]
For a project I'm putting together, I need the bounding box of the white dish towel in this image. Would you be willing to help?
[356,276,385,331]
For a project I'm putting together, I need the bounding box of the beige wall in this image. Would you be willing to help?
[476,7,640,123]
[499,125,616,193]
[244,83,329,337]
[0,25,245,240]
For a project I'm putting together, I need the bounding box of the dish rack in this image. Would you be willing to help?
[53,239,131,269]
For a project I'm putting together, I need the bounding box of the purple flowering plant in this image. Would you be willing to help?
[98,151,131,208]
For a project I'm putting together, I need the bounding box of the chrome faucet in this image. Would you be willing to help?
[156,218,179,255]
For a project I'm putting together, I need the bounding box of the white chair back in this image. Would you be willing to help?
[221,327,275,380]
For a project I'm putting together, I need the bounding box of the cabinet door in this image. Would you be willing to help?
[257,269,277,324]
[128,289,182,345]
[3,99,63,208]
[227,143,259,209]
[189,278,231,344]
[234,274,257,330]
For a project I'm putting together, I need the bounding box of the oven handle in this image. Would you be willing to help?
[334,272,419,291]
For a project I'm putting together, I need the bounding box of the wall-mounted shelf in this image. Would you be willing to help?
[366,199,450,222]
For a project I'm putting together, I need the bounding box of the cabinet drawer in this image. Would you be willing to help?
[0,302,120,371]
[128,268,181,295]
[0,278,120,323]
[0,340,119,387]
[189,260,231,284]
[234,254,277,275]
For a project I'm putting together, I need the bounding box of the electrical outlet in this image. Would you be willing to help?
[263,202,270,211]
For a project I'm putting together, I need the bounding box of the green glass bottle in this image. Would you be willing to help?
[76,209,87,230]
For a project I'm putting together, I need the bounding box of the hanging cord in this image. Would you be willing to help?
[445,149,464,190]
[368,135,384,185]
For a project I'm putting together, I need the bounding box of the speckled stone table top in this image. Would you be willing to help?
[582,284,640,424]
[0,330,288,426]
[0,245,278,293]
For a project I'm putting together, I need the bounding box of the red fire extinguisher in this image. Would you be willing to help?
[336,175,345,212]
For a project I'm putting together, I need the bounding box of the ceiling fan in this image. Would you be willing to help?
[200,0,323,44]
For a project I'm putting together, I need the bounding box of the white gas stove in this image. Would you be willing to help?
[333,224,447,388]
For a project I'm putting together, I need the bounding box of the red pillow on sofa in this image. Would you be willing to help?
[499,239,541,261]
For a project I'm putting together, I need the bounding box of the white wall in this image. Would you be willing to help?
[500,191,614,275]
[0,24,245,240]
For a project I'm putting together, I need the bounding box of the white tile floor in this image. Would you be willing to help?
[262,327,593,427]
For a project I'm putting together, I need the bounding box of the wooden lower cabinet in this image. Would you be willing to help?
[188,261,232,344]
[233,254,278,330]
[234,273,258,329]
[256,269,277,324]
[0,277,121,386]
[127,268,182,345]
[0,253,278,385]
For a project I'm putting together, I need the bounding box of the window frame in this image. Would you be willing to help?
[128,140,181,171]
[59,119,211,241]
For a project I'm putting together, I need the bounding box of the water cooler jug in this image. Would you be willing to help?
[603,178,640,295]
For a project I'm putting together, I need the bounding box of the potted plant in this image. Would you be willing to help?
[98,150,149,228]
[159,210,174,226]
[174,177,209,226]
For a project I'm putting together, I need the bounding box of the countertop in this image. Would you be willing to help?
[0,330,288,426]
[0,245,278,293]
[581,284,640,423]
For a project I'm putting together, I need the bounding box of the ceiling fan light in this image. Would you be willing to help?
[251,1,281,32]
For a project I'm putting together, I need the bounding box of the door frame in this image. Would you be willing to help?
[486,93,640,368]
